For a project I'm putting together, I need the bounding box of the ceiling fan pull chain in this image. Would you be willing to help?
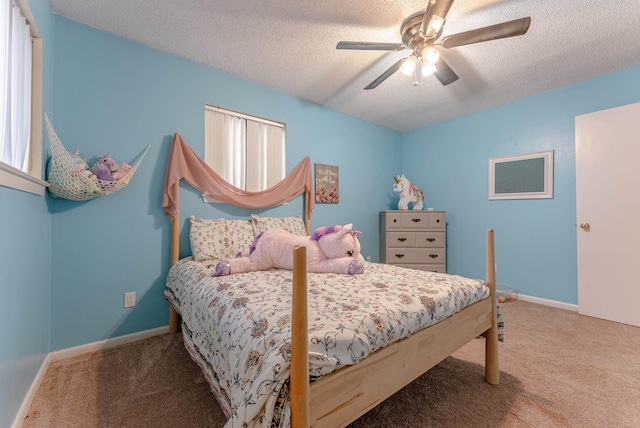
[414,57,423,87]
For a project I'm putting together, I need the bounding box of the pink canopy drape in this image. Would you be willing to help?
[162,132,314,223]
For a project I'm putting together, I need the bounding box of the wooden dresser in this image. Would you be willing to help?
[379,210,446,273]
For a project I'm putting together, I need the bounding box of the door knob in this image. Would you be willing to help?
[580,222,590,230]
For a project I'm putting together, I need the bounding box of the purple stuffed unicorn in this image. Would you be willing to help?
[91,153,119,182]
[215,223,364,276]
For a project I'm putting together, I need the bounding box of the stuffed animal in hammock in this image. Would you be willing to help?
[91,153,119,182]
[112,162,132,181]
[215,224,365,276]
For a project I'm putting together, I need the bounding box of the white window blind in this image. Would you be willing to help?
[205,105,285,192]
[0,0,44,195]
[1,0,32,172]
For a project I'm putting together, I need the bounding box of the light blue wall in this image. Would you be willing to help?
[0,0,54,426]
[5,4,640,424]
[402,65,640,304]
[49,17,402,350]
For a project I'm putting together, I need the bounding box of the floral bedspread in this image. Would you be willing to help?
[164,259,493,428]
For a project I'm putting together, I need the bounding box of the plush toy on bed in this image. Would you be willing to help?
[215,223,365,276]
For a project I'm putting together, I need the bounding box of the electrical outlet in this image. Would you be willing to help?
[124,292,136,308]
[495,263,498,273]
[366,256,371,262]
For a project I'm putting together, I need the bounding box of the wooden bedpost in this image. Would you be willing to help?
[291,246,310,427]
[305,212,310,236]
[485,229,500,385]
[169,211,181,334]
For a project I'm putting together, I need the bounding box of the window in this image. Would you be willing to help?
[204,105,285,196]
[0,0,45,195]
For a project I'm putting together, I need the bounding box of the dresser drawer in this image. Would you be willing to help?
[429,212,445,229]
[386,248,446,264]
[384,211,445,230]
[386,232,416,247]
[414,231,446,248]
[385,212,430,229]
[400,212,431,228]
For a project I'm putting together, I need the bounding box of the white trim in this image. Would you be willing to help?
[0,161,48,195]
[12,353,51,428]
[50,325,169,361]
[517,293,578,312]
[29,38,43,179]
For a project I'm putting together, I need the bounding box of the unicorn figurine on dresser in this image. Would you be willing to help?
[393,174,425,210]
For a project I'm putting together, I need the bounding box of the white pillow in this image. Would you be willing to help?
[251,214,307,237]
[189,216,255,262]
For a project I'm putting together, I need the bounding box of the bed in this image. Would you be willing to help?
[162,133,500,428]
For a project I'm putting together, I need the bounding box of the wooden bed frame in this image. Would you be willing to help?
[167,204,499,428]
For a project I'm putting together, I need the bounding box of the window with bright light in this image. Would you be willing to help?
[0,0,44,195]
[204,104,285,193]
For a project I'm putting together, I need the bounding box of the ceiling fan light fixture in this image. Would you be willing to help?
[422,63,437,76]
[426,16,444,37]
[423,47,439,66]
[400,55,417,76]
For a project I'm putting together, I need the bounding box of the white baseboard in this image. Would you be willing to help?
[50,325,169,361]
[13,325,169,428]
[12,353,52,428]
[517,294,578,312]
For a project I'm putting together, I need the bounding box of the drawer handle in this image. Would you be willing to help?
[436,219,440,223]
[425,238,435,242]
[429,254,438,259]
[411,218,421,223]
[393,219,397,223]
[398,237,407,242]
[395,254,405,258]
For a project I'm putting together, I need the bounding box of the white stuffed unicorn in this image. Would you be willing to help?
[393,174,425,210]
[215,224,365,276]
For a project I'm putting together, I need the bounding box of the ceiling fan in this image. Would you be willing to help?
[336,0,531,89]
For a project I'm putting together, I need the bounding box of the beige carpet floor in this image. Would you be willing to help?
[22,300,640,427]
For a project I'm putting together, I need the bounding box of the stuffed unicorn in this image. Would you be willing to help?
[215,224,365,276]
[393,174,425,210]
[91,153,119,182]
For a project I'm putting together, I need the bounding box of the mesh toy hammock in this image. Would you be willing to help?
[45,114,150,201]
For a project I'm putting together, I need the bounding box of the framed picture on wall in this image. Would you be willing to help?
[315,163,339,203]
[488,150,554,200]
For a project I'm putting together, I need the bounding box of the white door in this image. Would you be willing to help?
[575,102,640,327]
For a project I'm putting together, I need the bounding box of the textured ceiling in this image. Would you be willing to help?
[50,0,640,132]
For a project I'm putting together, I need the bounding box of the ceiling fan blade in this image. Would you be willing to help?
[365,58,406,89]
[440,17,531,49]
[420,0,455,38]
[433,56,459,86]
[337,41,405,51]
[431,0,455,22]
